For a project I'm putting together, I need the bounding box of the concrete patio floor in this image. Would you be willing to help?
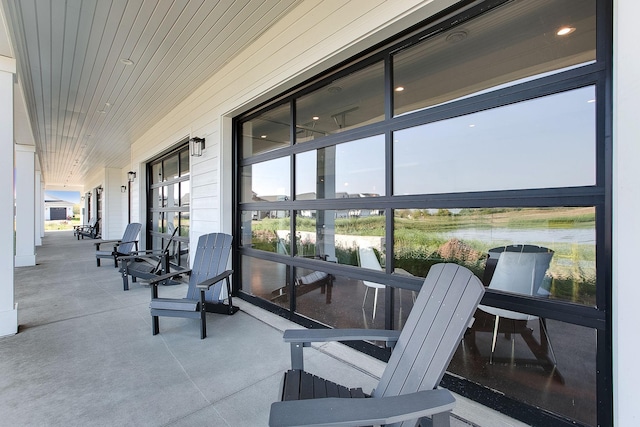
[1,230,527,426]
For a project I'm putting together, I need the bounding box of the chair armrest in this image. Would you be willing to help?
[196,270,233,290]
[94,239,122,249]
[269,389,455,427]
[117,239,138,245]
[117,249,165,260]
[283,328,401,346]
[148,269,192,286]
[284,328,400,370]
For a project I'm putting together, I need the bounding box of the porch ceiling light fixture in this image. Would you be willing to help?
[190,137,206,157]
[96,187,103,195]
[128,171,136,182]
[556,26,575,36]
[121,185,127,193]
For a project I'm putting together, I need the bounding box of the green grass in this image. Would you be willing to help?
[248,207,597,304]
[45,218,80,231]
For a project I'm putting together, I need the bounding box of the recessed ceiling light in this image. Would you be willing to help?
[557,27,575,36]
[120,58,134,65]
[98,110,107,114]
[312,116,319,120]
[261,135,267,138]
[327,86,342,94]
[588,99,596,103]
[446,30,468,43]
[395,86,405,92]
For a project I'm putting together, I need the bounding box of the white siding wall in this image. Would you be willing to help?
[613,1,640,425]
[103,168,124,240]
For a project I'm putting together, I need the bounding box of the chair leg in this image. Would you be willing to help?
[151,285,159,335]
[362,286,369,308]
[200,290,207,339]
[539,318,557,366]
[430,412,451,427]
[372,288,379,321]
[490,315,500,364]
[121,267,129,291]
[152,316,159,335]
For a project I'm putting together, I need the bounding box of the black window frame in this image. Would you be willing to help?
[232,1,613,425]
[146,140,191,264]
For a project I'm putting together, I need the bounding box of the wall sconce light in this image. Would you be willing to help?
[121,185,127,193]
[96,187,103,195]
[190,137,206,157]
[128,171,136,182]
[80,196,85,202]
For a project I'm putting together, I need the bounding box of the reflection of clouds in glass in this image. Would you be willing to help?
[335,135,385,195]
[252,157,290,198]
[394,86,596,195]
[296,135,385,197]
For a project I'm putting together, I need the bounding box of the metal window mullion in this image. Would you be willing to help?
[290,99,297,315]
[384,51,394,330]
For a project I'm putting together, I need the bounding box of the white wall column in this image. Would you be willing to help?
[35,170,42,246]
[613,0,640,425]
[102,168,124,240]
[0,55,17,336]
[15,144,36,267]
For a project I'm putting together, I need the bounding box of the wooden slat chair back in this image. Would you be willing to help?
[95,222,141,267]
[185,233,233,303]
[269,263,485,427]
[149,233,237,339]
[117,223,142,254]
[77,218,101,239]
[118,225,182,291]
[374,263,483,403]
[73,217,95,239]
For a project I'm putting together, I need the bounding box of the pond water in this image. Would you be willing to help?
[446,227,595,245]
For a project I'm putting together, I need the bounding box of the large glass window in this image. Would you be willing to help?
[393,0,596,116]
[296,135,386,199]
[451,318,597,426]
[235,1,607,425]
[242,103,291,158]
[241,255,290,310]
[394,87,596,195]
[241,157,291,203]
[296,62,385,142]
[147,143,190,267]
[394,207,596,306]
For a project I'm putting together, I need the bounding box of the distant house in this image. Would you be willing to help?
[44,196,74,221]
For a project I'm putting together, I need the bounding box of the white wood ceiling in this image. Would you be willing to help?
[2,0,298,188]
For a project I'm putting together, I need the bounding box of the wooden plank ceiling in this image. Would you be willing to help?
[2,0,298,188]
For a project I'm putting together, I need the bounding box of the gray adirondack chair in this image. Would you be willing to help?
[94,223,142,267]
[73,217,96,239]
[148,233,239,339]
[269,263,485,427]
[117,225,184,291]
[76,218,101,239]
